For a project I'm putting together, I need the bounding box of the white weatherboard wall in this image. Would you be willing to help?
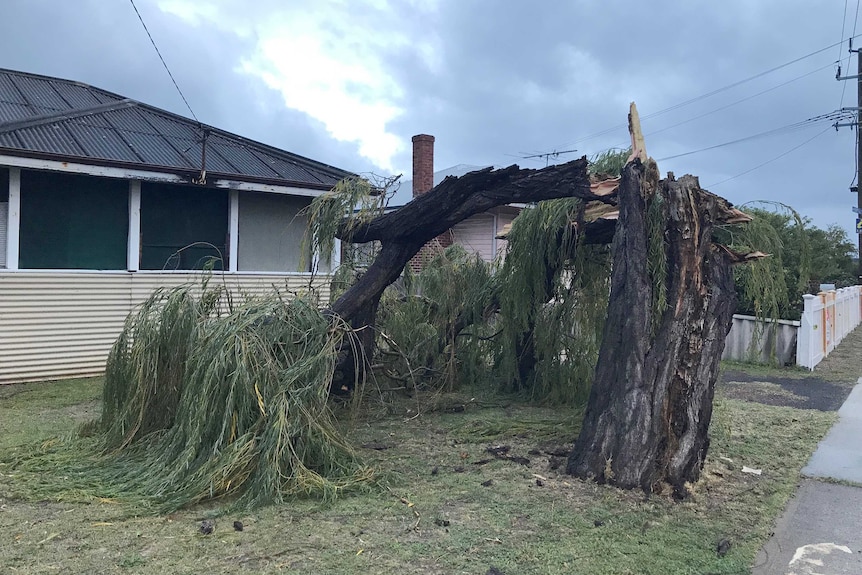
[0,272,330,384]
[452,214,496,262]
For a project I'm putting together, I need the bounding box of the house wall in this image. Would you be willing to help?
[451,214,496,262]
[0,271,331,384]
[238,192,311,272]
[0,168,7,269]
[0,161,342,384]
[0,202,7,269]
[437,207,521,265]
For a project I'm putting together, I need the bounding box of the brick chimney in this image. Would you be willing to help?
[412,134,435,197]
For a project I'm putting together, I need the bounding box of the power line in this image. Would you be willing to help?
[655,111,852,162]
[854,0,861,45]
[546,35,862,152]
[601,61,837,151]
[840,0,850,60]
[839,0,850,107]
[707,125,833,188]
[520,148,578,167]
[128,0,198,122]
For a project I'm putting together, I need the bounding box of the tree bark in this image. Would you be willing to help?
[566,160,740,495]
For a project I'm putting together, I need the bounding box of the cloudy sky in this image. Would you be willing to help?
[1,0,860,247]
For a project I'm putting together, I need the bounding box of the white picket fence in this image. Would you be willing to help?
[796,285,862,369]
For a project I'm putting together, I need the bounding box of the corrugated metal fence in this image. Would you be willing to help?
[0,272,330,384]
[722,314,800,365]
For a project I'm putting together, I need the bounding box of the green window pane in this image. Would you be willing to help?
[0,169,8,202]
[19,170,128,270]
[140,182,227,270]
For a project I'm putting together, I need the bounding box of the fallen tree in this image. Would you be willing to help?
[70,104,768,509]
[324,104,762,493]
[329,159,614,321]
[320,159,616,389]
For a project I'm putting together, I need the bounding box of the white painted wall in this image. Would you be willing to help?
[451,214,496,262]
[0,202,7,269]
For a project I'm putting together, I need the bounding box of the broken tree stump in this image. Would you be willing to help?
[566,158,749,494]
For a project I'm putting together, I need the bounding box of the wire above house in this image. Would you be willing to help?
[536,33,862,156]
[128,0,198,122]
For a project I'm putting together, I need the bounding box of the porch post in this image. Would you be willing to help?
[228,189,239,272]
[6,167,20,270]
[127,180,141,271]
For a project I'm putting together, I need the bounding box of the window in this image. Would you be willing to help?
[140,182,227,270]
[237,192,312,272]
[19,170,128,269]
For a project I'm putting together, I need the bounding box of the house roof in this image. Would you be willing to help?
[0,68,355,189]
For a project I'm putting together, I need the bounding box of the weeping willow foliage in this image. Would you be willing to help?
[494,197,612,403]
[485,149,627,403]
[101,285,206,448]
[589,148,630,176]
[720,203,810,320]
[713,202,810,362]
[93,282,372,509]
[302,176,395,269]
[376,245,497,391]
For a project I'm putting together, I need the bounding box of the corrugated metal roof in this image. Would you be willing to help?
[16,124,86,156]
[0,102,34,122]
[0,68,355,189]
[9,74,71,110]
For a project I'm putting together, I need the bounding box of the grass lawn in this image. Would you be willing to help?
[0,373,838,575]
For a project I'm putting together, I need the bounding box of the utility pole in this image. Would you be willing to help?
[836,40,862,281]
[857,46,861,281]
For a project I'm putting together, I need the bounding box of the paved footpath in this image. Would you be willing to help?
[752,377,862,575]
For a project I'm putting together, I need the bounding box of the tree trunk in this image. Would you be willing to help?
[566,160,739,495]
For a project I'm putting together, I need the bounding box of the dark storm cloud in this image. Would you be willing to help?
[381,0,858,243]
[0,0,377,175]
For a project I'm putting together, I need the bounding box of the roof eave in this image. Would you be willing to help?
[0,147,349,191]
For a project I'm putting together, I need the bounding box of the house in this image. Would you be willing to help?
[404,134,522,270]
[0,68,355,383]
